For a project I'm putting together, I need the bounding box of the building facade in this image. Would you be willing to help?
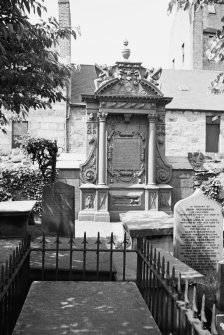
[169,2,224,70]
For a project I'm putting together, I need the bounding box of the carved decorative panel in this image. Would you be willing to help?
[155,141,172,184]
[112,195,140,207]
[80,138,97,184]
[107,130,146,184]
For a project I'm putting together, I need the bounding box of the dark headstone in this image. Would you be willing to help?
[42,181,75,236]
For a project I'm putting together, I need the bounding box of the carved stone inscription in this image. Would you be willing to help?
[174,189,223,272]
[113,137,141,171]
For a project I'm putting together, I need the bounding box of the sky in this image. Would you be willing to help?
[42,0,173,69]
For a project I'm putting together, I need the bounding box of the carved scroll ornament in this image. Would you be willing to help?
[155,140,172,184]
[80,138,97,184]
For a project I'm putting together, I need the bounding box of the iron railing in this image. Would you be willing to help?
[136,237,218,335]
[0,232,221,335]
[0,235,31,335]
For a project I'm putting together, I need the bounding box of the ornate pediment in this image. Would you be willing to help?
[94,59,163,98]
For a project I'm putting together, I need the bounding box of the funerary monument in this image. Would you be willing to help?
[79,41,173,222]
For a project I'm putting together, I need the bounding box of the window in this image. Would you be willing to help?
[206,116,220,153]
[12,121,28,148]
[181,43,185,64]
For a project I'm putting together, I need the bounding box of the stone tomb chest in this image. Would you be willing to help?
[79,49,173,221]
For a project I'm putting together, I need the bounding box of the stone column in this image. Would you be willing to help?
[147,114,157,185]
[98,112,108,185]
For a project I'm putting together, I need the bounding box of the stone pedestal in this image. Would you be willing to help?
[78,184,110,222]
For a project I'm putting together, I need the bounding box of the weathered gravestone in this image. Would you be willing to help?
[174,188,223,273]
[42,181,75,236]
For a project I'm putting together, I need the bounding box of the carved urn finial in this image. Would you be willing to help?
[122,39,130,61]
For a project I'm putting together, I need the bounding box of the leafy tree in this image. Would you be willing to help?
[0,0,79,132]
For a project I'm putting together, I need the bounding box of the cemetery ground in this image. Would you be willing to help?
[1,192,224,334]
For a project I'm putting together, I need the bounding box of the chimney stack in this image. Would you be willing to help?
[58,0,71,64]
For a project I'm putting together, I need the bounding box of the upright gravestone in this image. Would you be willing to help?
[174,188,223,273]
[42,181,75,236]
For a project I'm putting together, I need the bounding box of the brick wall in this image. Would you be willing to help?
[58,0,71,63]
[170,4,224,70]
[67,106,87,154]
[192,8,204,69]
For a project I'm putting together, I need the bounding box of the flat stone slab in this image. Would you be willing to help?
[13,281,161,334]
[30,236,116,273]
[0,201,36,215]
[157,248,204,283]
[120,211,173,237]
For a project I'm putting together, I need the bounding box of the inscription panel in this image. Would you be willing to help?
[113,137,141,170]
[174,189,223,273]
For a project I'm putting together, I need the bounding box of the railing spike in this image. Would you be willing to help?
[192,285,198,318]
[146,239,150,260]
[177,272,182,296]
[166,261,170,284]
[172,266,176,291]
[157,252,161,274]
[0,264,4,291]
[68,232,75,246]
[200,294,207,329]
[150,244,153,264]
[81,232,88,245]
[161,256,165,279]
[184,279,190,308]
[153,247,157,269]
[210,304,218,335]
[109,232,115,246]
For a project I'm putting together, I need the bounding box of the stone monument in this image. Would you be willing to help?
[174,188,223,272]
[42,181,75,236]
[79,41,173,222]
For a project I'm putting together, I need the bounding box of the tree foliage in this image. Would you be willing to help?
[0,0,79,131]
[0,166,49,216]
[20,135,58,182]
[167,0,224,15]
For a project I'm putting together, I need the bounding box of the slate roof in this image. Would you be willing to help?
[71,65,224,111]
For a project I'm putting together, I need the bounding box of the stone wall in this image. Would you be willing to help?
[67,106,87,154]
[0,101,67,155]
[166,110,206,156]
[170,169,194,209]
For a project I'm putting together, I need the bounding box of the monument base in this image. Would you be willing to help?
[78,210,110,222]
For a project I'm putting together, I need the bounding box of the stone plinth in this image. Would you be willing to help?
[0,201,36,237]
[120,210,174,252]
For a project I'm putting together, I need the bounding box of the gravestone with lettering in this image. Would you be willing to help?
[42,181,75,236]
[174,188,223,273]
